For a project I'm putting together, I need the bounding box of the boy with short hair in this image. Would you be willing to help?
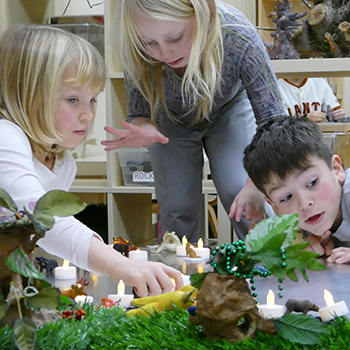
[243,116,350,264]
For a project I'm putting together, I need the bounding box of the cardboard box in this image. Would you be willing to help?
[116,148,154,186]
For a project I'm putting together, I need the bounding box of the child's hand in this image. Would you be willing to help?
[331,108,346,122]
[102,119,169,151]
[303,232,334,256]
[229,177,265,231]
[306,111,327,123]
[304,235,325,255]
[326,247,350,264]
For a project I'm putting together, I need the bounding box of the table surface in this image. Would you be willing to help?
[47,249,350,313]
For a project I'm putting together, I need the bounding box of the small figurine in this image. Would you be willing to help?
[285,299,320,314]
[151,231,181,253]
[186,242,201,258]
[35,256,58,275]
[60,278,90,300]
[113,236,138,256]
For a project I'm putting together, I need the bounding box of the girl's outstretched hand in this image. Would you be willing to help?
[115,259,184,297]
[88,237,183,297]
[101,119,169,151]
[228,177,265,231]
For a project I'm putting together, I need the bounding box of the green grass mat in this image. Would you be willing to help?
[1,304,350,350]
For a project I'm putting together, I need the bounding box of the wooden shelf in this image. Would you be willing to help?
[271,58,350,78]
[318,123,350,133]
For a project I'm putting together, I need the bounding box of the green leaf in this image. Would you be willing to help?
[5,247,45,280]
[23,286,39,298]
[273,313,329,345]
[245,213,299,252]
[34,190,87,217]
[30,211,55,232]
[0,188,18,212]
[190,272,208,290]
[12,316,37,350]
[0,298,9,320]
[25,287,61,310]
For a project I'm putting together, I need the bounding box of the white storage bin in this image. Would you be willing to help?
[116,148,154,186]
[323,133,337,153]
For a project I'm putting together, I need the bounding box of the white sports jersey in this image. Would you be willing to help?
[278,78,341,117]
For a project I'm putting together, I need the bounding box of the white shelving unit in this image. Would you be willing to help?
[1,0,349,246]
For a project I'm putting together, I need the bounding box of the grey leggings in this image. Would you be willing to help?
[149,96,265,243]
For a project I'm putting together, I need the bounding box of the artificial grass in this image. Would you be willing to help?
[1,304,350,350]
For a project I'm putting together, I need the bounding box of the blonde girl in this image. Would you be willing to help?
[102,0,286,242]
[0,24,182,296]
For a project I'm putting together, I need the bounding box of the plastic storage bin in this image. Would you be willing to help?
[116,148,154,186]
[324,133,337,153]
[50,23,104,55]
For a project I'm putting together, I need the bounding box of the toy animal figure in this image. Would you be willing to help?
[186,242,201,258]
[113,236,138,256]
[35,256,58,274]
[152,231,182,253]
[285,299,320,314]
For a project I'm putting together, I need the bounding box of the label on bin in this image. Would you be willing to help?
[133,171,154,182]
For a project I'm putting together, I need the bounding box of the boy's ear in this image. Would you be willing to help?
[265,196,278,214]
[332,154,345,184]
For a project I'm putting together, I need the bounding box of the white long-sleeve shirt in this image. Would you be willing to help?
[0,120,102,270]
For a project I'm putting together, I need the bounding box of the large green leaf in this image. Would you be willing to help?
[34,190,86,217]
[273,313,329,345]
[0,188,18,212]
[245,213,299,252]
[190,272,208,290]
[5,247,45,280]
[25,287,61,310]
[12,317,37,350]
[249,233,287,280]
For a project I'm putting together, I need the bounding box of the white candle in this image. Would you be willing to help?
[75,295,94,305]
[176,236,187,256]
[54,260,77,280]
[128,249,148,261]
[182,274,191,286]
[194,238,210,259]
[258,290,285,319]
[319,289,349,322]
[108,280,134,309]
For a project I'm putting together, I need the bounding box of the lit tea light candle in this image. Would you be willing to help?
[75,295,94,305]
[54,260,77,280]
[176,236,187,256]
[194,238,210,259]
[182,274,191,286]
[108,280,134,309]
[128,249,148,261]
[319,289,349,322]
[258,289,285,319]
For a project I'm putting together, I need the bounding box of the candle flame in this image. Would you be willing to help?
[182,264,187,274]
[324,289,335,306]
[62,260,70,268]
[198,238,203,249]
[266,289,275,305]
[117,280,125,296]
[136,249,140,252]
[198,266,204,273]
[182,236,188,247]
[92,275,98,286]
